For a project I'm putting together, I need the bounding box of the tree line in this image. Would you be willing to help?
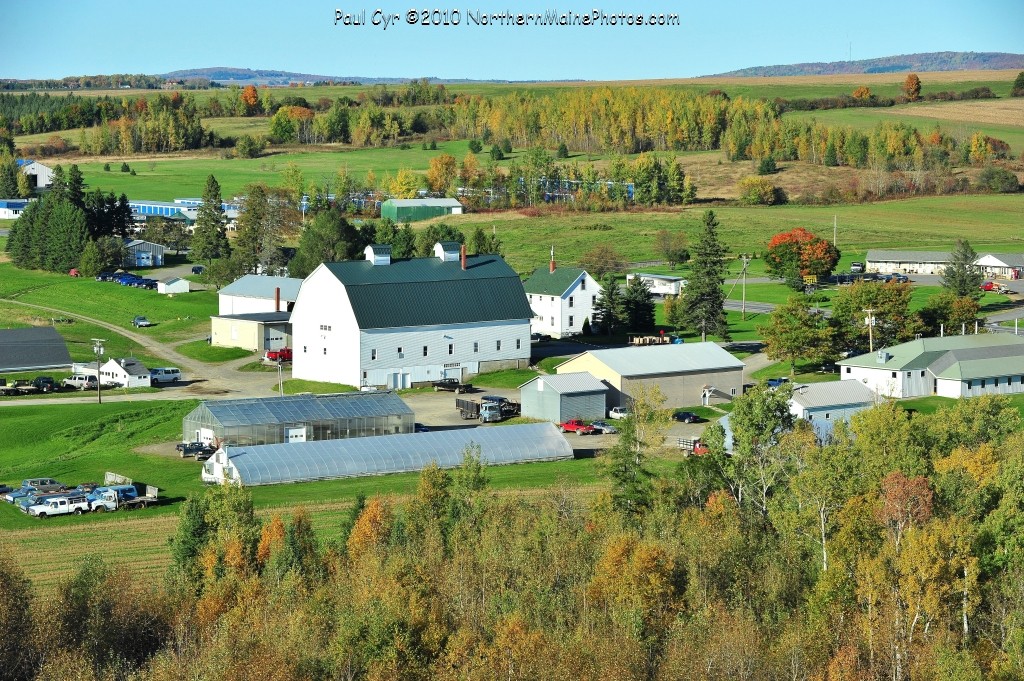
[2,388,1022,680]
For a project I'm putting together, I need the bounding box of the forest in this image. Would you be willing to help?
[2,389,1022,681]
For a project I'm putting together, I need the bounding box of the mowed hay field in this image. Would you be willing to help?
[881,97,1024,127]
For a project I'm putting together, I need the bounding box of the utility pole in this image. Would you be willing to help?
[863,309,876,353]
[833,215,837,248]
[741,254,750,320]
[91,338,105,404]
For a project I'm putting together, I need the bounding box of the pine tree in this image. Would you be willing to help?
[623,275,656,332]
[43,199,88,272]
[192,175,230,264]
[78,240,103,277]
[683,210,730,341]
[67,164,85,208]
[941,239,983,299]
[592,274,625,336]
[0,153,19,198]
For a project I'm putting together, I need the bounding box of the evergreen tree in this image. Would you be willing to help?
[289,210,358,278]
[66,164,85,208]
[592,274,624,336]
[191,175,230,264]
[683,210,730,342]
[114,193,132,238]
[0,153,19,198]
[77,240,103,277]
[941,238,983,299]
[43,199,88,272]
[622,274,656,332]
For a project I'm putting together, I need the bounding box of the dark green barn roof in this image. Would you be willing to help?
[324,255,533,329]
[522,266,586,296]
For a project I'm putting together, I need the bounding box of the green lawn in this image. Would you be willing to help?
[899,392,1024,417]
[0,263,217,343]
[536,356,571,374]
[277,378,359,394]
[175,340,254,363]
[751,359,842,383]
[471,368,540,389]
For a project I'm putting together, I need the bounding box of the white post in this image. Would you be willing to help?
[975,321,979,335]
[940,324,944,337]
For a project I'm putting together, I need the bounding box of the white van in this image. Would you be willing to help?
[62,374,98,391]
[149,367,181,384]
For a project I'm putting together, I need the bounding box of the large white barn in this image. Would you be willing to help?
[291,242,533,389]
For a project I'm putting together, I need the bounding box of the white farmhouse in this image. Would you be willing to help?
[291,242,533,389]
[522,256,600,338]
[97,357,152,388]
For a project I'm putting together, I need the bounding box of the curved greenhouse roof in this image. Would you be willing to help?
[194,391,413,428]
[210,423,574,486]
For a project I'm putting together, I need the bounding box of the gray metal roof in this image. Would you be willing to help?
[219,275,303,301]
[519,371,608,394]
[323,255,533,329]
[384,198,463,207]
[0,327,72,372]
[866,249,950,264]
[791,380,876,410]
[839,334,1024,371]
[113,358,150,377]
[195,391,413,428]
[568,343,745,377]
[221,422,573,485]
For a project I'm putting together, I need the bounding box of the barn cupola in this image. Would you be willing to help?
[364,244,392,266]
[433,241,462,262]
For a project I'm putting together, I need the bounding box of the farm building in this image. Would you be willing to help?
[556,343,745,408]
[0,199,30,219]
[790,380,876,440]
[0,327,72,373]
[210,311,291,353]
[200,422,573,485]
[626,273,686,296]
[182,391,415,448]
[867,249,1023,279]
[838,334,1024,399]
[218,274,303,315]
[519,372,609,423]
[290,242,532,389]
[16,160,53,190]
[523,255,600,338]
[128,200,192,220]
[98,357,151,388]
[124,239,166,267]
[381,198,464,223]
[157,278,190,295]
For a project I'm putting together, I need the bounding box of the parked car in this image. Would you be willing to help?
[264,347,293,362]
[530,333,552,343]
[607,406,630,420]
[559,419,596,435]
[0,484,13,496]
[589,420,618,435]
[414,423,430,433]
[96,271,115,282]
[132,315,152,328]
[68,268,81,277]
[22,478,67,493]
[62,374,98,391]
[149,367,181,384]
[766,377,790,388]
[673,411,702,423]
[31,376,57,393]
[176,441,214,458]
[191,265,205,275]
[850,262,864,273]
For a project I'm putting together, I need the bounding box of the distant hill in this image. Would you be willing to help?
[705,52,1024,77]
[159,67,549,86]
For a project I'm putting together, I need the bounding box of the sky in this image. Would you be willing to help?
[6,0,1023,82]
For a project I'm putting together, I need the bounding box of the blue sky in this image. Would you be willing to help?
[7,0,1023,81]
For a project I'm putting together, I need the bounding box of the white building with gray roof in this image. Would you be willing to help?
[867,249,1024,279]
[789,380,877,440]
[519,372,609,422]
[838,334,1024,399]
[218,274,303,315]
[555,342,745,409]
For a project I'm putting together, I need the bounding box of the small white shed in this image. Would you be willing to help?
[157,278,190,295]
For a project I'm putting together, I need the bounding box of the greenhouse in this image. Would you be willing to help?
[200,422,574,486]
[182,391,414,447]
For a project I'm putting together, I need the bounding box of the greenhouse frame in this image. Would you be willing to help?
[182,391,415,447]
[200,422,574,485]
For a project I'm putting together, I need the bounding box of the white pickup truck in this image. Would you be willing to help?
[28,495,90,518]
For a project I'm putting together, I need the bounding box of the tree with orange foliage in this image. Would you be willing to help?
[765,227,840,290]
[240,85,261,115]
[346,496,392,561]
[426,153,458,193]
[852,86,872,100]
[903,73,922,101]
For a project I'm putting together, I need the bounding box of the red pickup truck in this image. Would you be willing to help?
[264,347,293,362]
[559,419,596,436]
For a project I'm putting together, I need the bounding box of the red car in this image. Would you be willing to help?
[558,419,596,436]
[980,281,998,292]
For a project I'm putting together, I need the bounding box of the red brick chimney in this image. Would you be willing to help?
[549,245,555,273]
[460,244,466,271]
[274,287,280,312]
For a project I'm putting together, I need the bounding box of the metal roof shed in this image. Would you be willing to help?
[201,422,574,485]
[0,327,72,373]
[519,372,609,422]
[183,391,415,447]
[381,198,464,223]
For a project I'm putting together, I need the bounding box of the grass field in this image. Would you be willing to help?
[0,263,217,343]
[751,360,842,384]
[175,339,254,363]
[472,368,540,388]
[278,378,359,394]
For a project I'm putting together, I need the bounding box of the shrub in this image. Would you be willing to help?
[490,145,504,161]
[120,162,130,172]
[501,138,512,153]
[979,166,1020,193]
[235,134,266,159]
[757,157,777,175]
[129,169,136,176]
[556,142,569,159]
[738,176,779,205]
[468,140,483,153]
[103,162,110,172]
